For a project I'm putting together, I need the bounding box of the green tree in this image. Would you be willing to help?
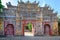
[0,0,4,14]
[27,23,32,31]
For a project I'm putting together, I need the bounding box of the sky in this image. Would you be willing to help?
[1,0,60,16]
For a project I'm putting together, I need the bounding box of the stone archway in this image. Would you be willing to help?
[44,24,52,36]
[24,23,33,36]
[5,24,14,36]
[22,20,35,36]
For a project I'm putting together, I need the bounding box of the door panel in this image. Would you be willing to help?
[5,24,14,36]
[44,24,51,36]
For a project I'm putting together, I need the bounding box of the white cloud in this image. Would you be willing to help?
[2,0,9,8]
[40,0,45,7]
[2,0,13,8]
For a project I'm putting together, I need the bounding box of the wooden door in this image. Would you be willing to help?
[5,24,14,36]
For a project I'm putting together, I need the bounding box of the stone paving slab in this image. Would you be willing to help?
[0,36,60,40]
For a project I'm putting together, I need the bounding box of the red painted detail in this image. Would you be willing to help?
[45,22,49,24]
[4,24,14,36]
[22,20,39,22]
[22,20,26,35]
[43,22,50,24]
[44,24,52,36]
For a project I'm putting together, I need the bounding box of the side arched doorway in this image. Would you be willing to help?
[5,24,14,36]
[44,24,52,36]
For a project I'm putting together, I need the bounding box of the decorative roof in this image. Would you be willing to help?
[6,2,12,6]
[18,0,39,5]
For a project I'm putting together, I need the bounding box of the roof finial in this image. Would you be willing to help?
[27,0,30,3]
[19,0,24,3]
[33,0,36,4]
[37,1,39,5]
[35,0,36,3]
[20,0,22,2]
[18,0,19,3]
[45,4,48,7]
[19,0,22,2]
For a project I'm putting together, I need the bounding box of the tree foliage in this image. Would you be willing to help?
[0,0,4,13]
[27,23,32,31]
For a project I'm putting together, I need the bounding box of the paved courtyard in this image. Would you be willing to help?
[0,36,60,40]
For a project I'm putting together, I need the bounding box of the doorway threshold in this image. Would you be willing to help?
[24,32,34,36]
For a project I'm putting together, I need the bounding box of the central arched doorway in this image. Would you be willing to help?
[5,24,14,36]
[22,22,34,36]
[24,23,33,36]
[44,24,52,36]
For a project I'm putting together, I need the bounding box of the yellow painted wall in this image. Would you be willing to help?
[0,19,3,30]
[52,21,58,35]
